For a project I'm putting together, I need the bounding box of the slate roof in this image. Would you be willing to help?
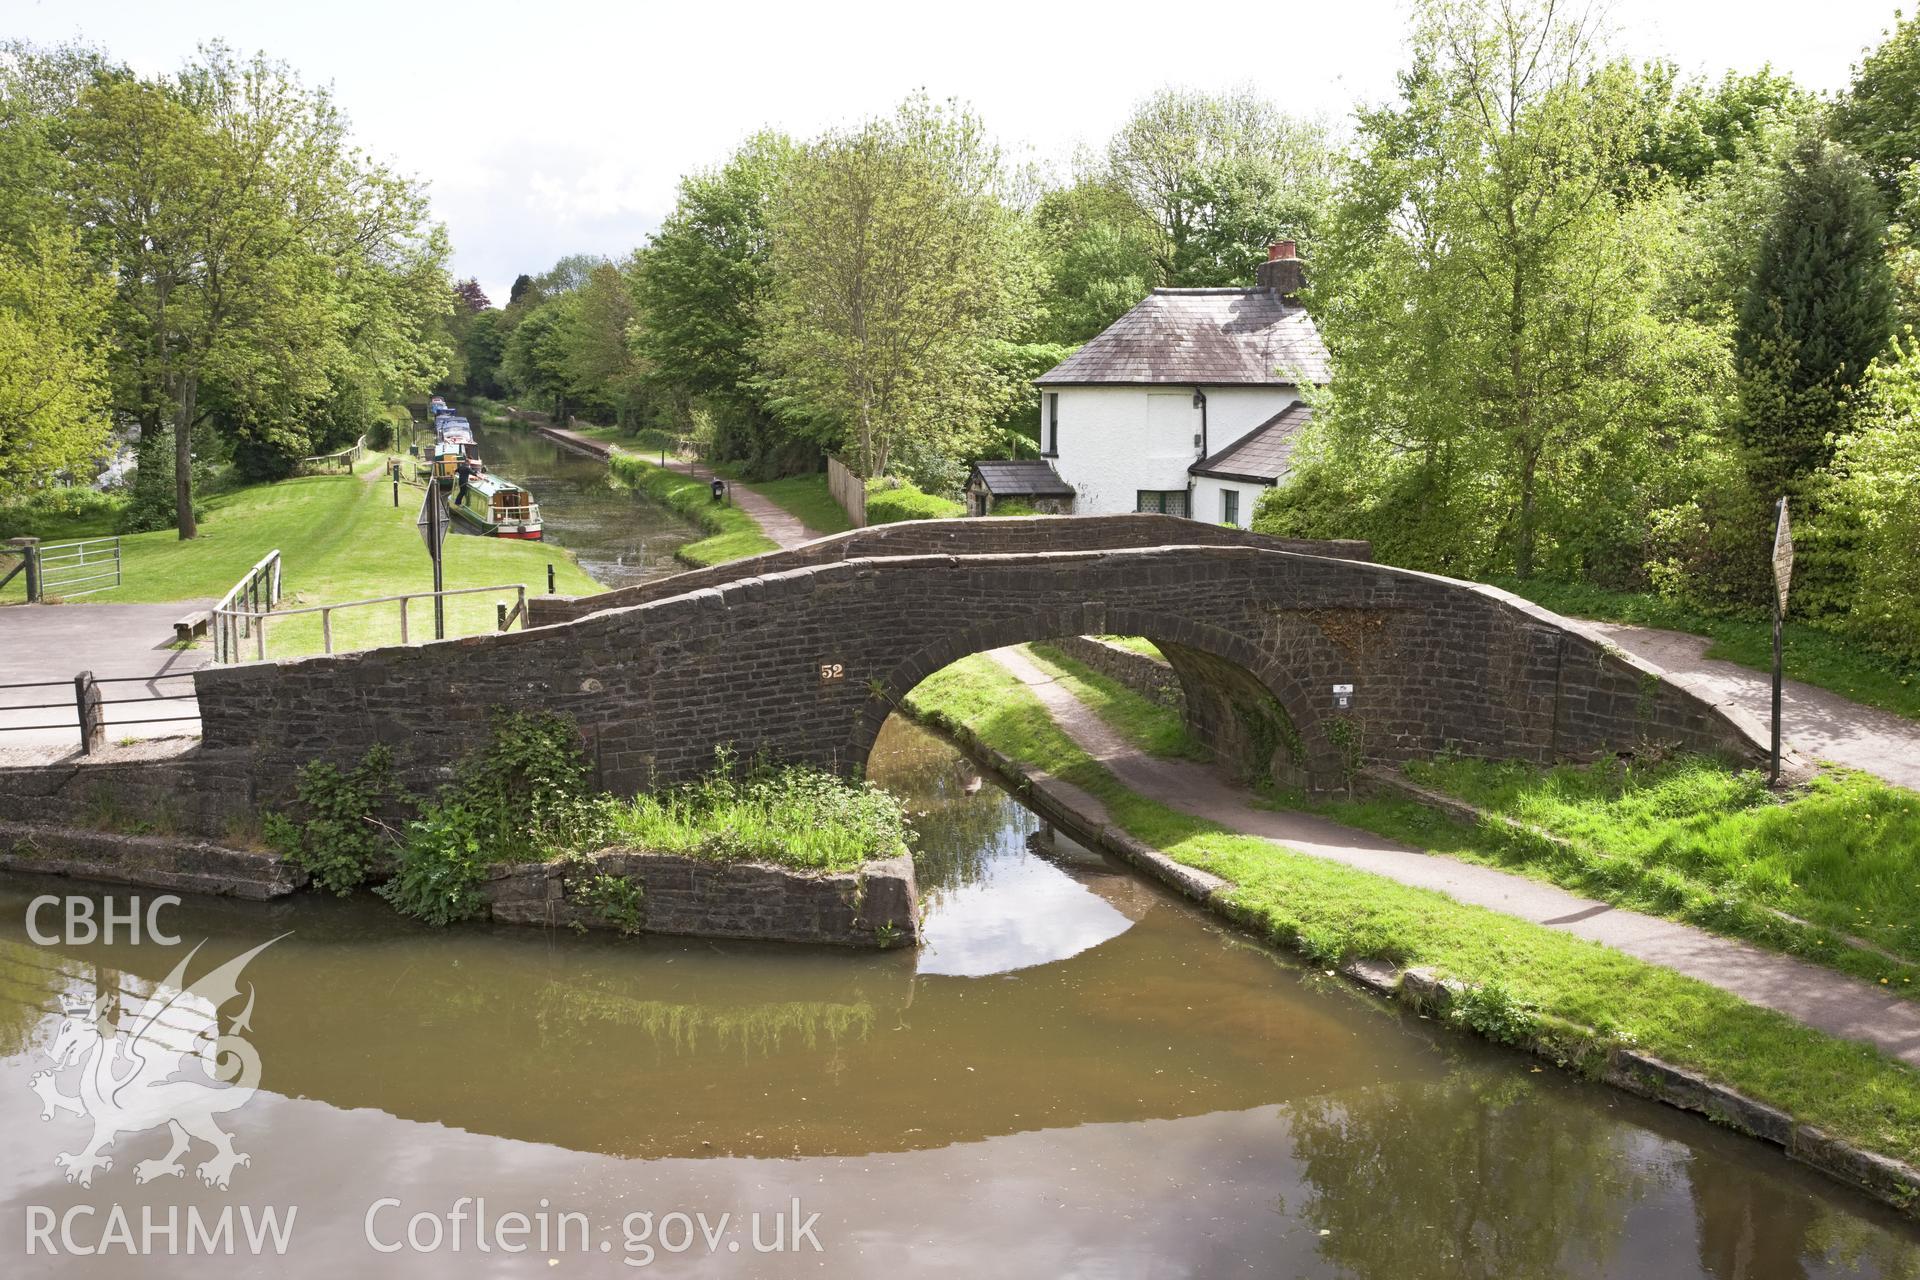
[1036,288,1331,387]
[1189,403,1312,484]
[969,459,1075,498]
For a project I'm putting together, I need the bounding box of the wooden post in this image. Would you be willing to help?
[496,601,507,632]
[9,537,41,603]
[399,596,409,645]
[74,670,103,754]
[547,563,555,594]
[321,607,332,654]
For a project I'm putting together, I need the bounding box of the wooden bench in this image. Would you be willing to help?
[173,610,211,643]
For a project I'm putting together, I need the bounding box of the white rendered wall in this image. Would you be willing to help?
[1046,384,1300,516]
[1190,476,1271,528]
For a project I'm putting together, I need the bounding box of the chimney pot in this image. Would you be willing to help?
[1269,240,1297,261]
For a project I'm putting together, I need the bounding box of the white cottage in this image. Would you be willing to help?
[1026,242,1329,527]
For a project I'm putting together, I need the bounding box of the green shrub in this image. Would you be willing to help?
[264,744,402,895]
[378,709,608,925]
[864,480,963,524]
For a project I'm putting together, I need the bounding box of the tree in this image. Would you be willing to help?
[1104,86,1336,285]
[463,308,507,397]
[1633,63,1815,187]
[1030,178,1160,343]
[632,132,792,460]
[556,259,645,423]
[1733,133,1895,501]
[65,45,449,532]
[0,226,109,494]
[1826,336,1920,658]
[1833,7,1920,197]
[507,273,535,306]
[756,96,1038,480]
[453,277,490,312]
[1263,0,1718,581]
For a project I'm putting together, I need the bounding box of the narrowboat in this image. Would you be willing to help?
[428,438,479,489]
[452,473,542,539]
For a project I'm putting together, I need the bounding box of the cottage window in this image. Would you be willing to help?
[1221,490,1240,527]
[1043,393,1059,456]
[1135,490,1189,518]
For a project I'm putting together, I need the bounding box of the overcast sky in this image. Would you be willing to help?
[12,0,1906,302]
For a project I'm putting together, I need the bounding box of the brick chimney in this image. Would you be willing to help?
[1256,240,1305,300]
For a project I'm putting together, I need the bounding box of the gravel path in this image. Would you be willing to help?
[1579,621,1920,791]
[986,644,1920,1068]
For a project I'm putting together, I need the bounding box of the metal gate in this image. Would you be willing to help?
[38,536,122,598]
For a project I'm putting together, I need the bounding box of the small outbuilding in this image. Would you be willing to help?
[965,460,1076,517]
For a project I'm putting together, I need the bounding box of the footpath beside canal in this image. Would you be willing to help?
[522,417,826,551]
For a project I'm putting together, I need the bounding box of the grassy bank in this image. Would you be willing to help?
[900,653,1920,1166]
[605,449,778,565]
[2,454,601,655]
[1497,577,1920,722]
[1026,639,1920,991]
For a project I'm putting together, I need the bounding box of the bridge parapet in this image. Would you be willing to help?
[527,515,1372,627]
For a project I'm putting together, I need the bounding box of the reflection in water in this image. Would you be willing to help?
[0,717,1916,1276]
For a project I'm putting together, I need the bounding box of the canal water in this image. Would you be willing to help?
[451,420,697,589]
[2,718,1917,1276]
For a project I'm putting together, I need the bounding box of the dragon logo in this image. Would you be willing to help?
[28,936,283,1191]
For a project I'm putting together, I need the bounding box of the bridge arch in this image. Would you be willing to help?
[855,606,1344,791]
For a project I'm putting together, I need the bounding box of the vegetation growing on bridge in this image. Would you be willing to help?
[900,653,1920,1169]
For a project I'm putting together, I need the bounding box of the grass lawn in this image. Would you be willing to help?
[1022,639,1920,992]
[606,450,778,566]
[1498,577,1920,722]
[717,468,854,537]
[901,653,1920,1167]
[1,453,603,657]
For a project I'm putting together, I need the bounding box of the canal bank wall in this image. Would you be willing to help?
[901,704,1920,1221]
[0,815,915,949]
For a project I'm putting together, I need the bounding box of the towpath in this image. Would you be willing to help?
[986,644,1920,1069]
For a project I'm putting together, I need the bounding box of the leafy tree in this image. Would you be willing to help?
[1104,86,1336,285]
[1733,133,1896,502]
[463,308,508,397]
[1633,63,1815,187]
[556,259,645,423]
[756,96,1038,481]
[632,132,792,461]
[1833,7,1920,196]
[1825,336,1920,657]
[453,277,490,312]
[0,226,110,494]
[500,299,573,418]
[1263,0,1717,581]
[507,272,535,305]
[1030,178,1160,343]
[62,45,448,530]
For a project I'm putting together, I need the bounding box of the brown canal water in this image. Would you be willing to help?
[447,419,698,589]
[2,718,1917,1276]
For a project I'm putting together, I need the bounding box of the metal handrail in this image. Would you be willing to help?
[218,582,530,660]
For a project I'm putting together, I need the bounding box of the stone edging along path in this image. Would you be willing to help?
[928,647,1920,1218]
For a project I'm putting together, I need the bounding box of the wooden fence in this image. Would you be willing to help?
[827,455,867,528]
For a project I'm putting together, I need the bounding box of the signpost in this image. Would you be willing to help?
[1769,497,1793,784]
[416,483,449,640]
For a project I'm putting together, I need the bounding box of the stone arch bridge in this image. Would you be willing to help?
[181,516,1763,801]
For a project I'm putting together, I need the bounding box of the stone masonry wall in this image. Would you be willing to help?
[1046,637,1186,712]
[164,540,1766,804]
[484,850,918,948]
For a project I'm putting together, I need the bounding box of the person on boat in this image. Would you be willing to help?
[454,454,473,505]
